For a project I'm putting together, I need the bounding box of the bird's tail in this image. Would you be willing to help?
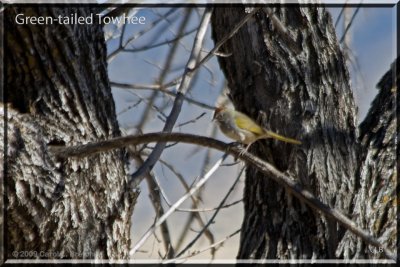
[264,130,302,145]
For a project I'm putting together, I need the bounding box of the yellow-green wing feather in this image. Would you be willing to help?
[233,110,302,145]
[265,130,302,145]
[233,112,265,135]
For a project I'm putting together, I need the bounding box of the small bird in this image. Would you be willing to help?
[212,107,301,147]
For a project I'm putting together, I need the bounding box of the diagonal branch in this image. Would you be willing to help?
[133,154,175,259]
[110,81,215,110]
[174,125,219,256]
[164,229,241,263]
[339,5,361,44]
[191,7,261,74]
[129,152,229,256]
[128,7,213,190]
[174,166,245,258]
[49,132,396,261]
[107,8,178,62]
[157,157,216,253]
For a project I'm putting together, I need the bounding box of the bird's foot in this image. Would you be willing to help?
[226,142,244,161]
[238,143,253,158]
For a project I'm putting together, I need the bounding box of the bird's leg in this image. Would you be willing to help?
[227,142,256,160]
[239,142,254,157]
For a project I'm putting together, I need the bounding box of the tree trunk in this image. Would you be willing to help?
[1,7,138,259]
[212,6,358,259]
[337,58,398,259]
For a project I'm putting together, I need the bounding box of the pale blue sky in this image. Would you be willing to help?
[329,6,395,118]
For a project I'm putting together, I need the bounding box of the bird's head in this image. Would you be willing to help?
[212,106,226,121]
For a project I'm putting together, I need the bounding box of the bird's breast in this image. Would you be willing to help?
[217,120,255,144]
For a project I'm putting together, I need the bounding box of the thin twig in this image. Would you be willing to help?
[175,112,206,128]
[164,229,241,263]
[50,132,397,261]
[157,158,201,207]
[160,157,242,211]
[157,157,215,252]
[128,153,229,256]
[126,90,168,120]
[107,8,178,62]
[102,6,134,22]
[134,155,175,259]
[111,74,183,92]
[346,48,367,94]
[190,7,261,74]
[174,167,245,258]
[135,92,159,131]
[334,3,346,28]
[117,99,142,116]
[125,27,198,53]
[339,5,361,44]
[136,9,192,132]
[110,81,174,90]
[141,9,181,48]
[175,124,219,255]
[173,199,242,213]
[158,9,193,86]
[102,7,134,42]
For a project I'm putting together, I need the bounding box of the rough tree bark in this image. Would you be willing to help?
[1,7,138,259]
[212,7,358,259]
[337,58,398,259]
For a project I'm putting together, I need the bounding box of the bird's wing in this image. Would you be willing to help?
[234,112,265,135]
[264,130,302,145]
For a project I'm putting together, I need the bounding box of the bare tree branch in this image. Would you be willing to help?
[175,112,206,128]
[117,98,142,116]
[164,229,241,263]
[124,27,198,53]
[157,158,206,213]
[173,199,242,213]
[134,155,175,259]
[129,152,229,256]
[125,90,168,120]
[136,9,193,132]
[174,125,219,255]
[191,7,261,74]
[174,166,245,258]
[157,157,216,255]
[334,4,346,28]
[49,132,396,261]
[107,8,178,62]
[110,81,215,110]
[128,7,213,189]
[102,6,134,20]
[340,5,361,44]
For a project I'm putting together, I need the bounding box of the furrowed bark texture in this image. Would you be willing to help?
[2,7,137,259]
[337,58,398,259]
[212,7,358,259]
